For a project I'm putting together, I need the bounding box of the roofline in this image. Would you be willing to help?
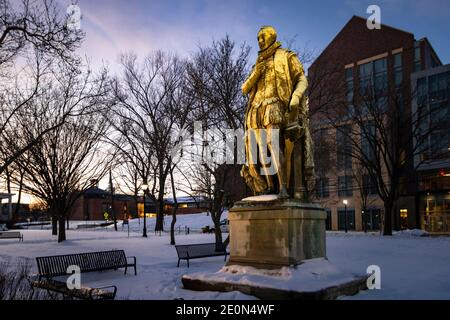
[417,37,443,66]
[311,15,414,69]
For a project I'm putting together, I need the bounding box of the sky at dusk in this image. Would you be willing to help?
[11,0,450,203]
[61,0,450,71]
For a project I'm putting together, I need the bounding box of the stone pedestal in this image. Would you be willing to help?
[181,196,369,299]
[228,196,326,268]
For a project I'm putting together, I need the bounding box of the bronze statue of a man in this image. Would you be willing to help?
[241,25,314,200]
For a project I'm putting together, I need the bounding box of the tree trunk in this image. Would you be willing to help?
[52,216,57,235]
[170,209,177,245]
[169,169,178,245]
[58,217,66,242]
[155,195,164,232]
[383,203,393,236]
[212,213,223,250]
[13,173,23,223]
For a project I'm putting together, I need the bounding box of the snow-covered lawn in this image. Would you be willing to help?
[1,213,449,300]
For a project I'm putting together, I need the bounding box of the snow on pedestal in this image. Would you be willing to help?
[241,195,279,202]
[182,258,369,300]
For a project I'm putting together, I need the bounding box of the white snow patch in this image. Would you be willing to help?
[393,229,429,237]
[184,258,361,292]
[242,195,278,202]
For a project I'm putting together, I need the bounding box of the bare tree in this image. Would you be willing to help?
[109,51,193,234]
[0,0,83,70]
[0,0,84,202]
[185,36,250,248]
[11,64,112,242]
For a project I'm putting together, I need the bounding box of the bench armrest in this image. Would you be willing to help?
[126,256,136,265]
[89,285,117,300]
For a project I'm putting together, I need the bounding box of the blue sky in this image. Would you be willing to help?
[64,0,450,70]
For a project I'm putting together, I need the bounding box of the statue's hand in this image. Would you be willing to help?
[288,95,300,113]
[255,61,266,75]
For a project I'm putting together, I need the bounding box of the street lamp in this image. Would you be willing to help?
[142,178,148,238]
[343,199,348,233]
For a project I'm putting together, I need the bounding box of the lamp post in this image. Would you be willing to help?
[362,210,367,233]
[343,199,348,233]
[142,178,148,238]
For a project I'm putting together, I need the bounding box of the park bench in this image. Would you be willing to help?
[0,231,23,241]
[30,250,137,300]
[175,243,228,268]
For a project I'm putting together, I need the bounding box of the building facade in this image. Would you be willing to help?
[308,16,444,232]
[411,64,450,233]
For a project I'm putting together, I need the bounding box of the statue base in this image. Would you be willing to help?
[181,259,369,300]
[180,196,369,299]
[227,195,326,268]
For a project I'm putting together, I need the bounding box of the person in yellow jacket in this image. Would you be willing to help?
[241,26,314,200]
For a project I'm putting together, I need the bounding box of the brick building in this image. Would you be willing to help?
[70,186,156,221]
[308,16,445,232]
[411,64,450,233]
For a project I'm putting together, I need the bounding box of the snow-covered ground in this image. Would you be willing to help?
[1,212,449,300]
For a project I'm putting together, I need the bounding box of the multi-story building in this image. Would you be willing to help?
[308,16,445,232]
[411,64,450,233]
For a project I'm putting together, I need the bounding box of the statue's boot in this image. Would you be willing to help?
[278,185,289,199]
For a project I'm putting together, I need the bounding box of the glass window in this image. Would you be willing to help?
[393,53,402,67]
[359,62,373,97]
[336,125,352,170]
[393,53,402,87]
[362,174,377,195]
[345,68,353,80]
[374,58,388,96]
[417,77,427,106]
[414,45,422,72]
[316,178,330,198]
[361,122,377,163]
[338,209,355,230]
[338,176,353,197]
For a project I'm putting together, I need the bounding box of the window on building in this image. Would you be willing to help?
[345,67,354,103]
[361,121,377,163]
[336,125,352,170]
[393,53,403,87]
[359,62,373,97]
[363,208,380,231]
[374,58,388,96]
[316,178,330,198]
[338,208,355,230]
[417,77,428,106]
[338,175,353,197]
[414,44,421,72]
[362,174,377,195]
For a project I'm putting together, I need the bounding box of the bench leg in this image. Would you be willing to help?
[134,264,137,276]
[124,266,128,275]
[177,259,180,268]
[224,253,227,262]
[187,258,189,268]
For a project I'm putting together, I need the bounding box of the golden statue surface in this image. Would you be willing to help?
[241,26,314,200]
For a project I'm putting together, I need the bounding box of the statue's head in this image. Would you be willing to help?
[257,26,277,51]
